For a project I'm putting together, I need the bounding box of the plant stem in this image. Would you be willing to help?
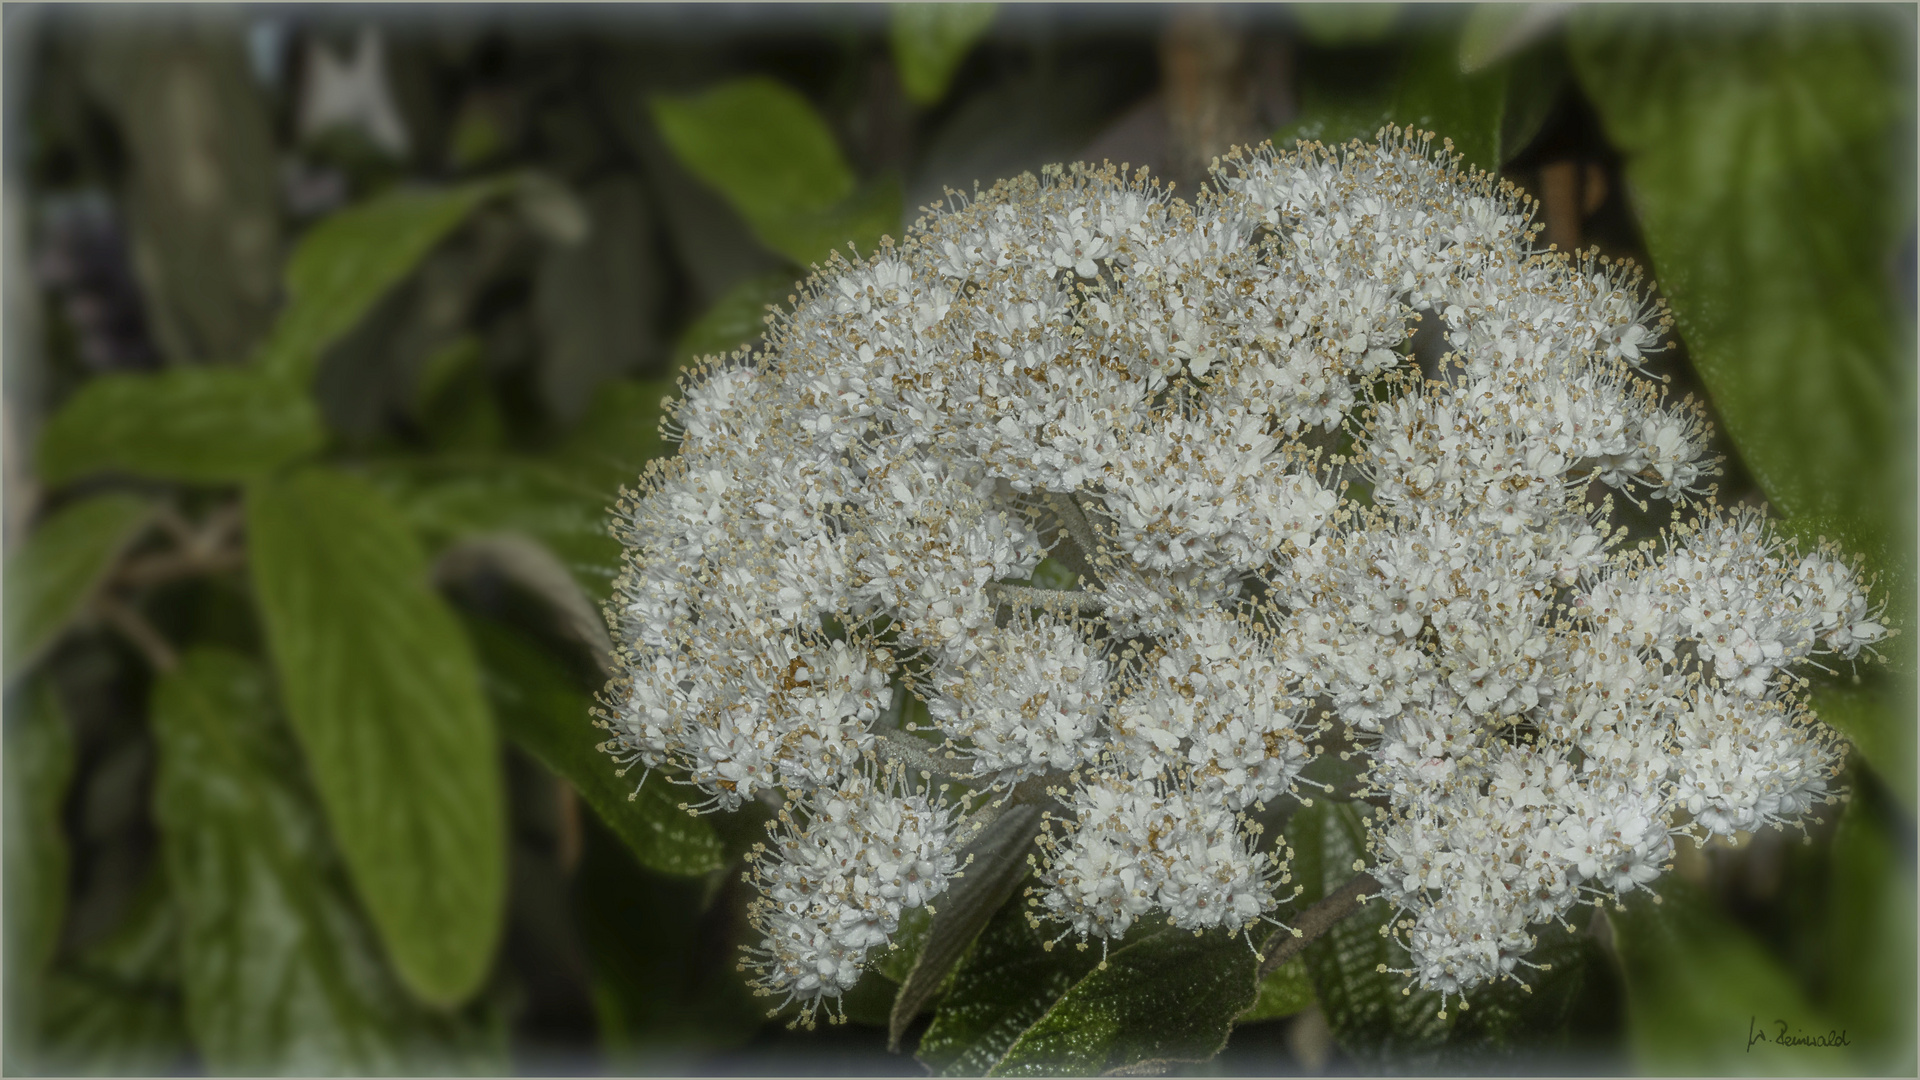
[1044,491,1107,585]
[1258,872,1380,978]
[93,593,179,673]
[986,582,1109,613]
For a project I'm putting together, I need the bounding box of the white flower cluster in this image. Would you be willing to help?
[599,128,1886,1019]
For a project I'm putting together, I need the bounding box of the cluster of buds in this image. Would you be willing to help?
[598,128,1886,1022]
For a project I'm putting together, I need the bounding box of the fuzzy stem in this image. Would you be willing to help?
[94,594,179,673]
[986,582,1108,614]
[1259,872,1380,978]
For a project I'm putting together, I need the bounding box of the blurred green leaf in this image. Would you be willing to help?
[3,677,75,1045]
[3,493,155,683]
[992,919,1260,1076]
[35,872,192,1076]
[257,178,518,384]
[1812,676,1915,811]
[548,375,679,495]
[37,368,326,488]
[672,271,795,366]
[1609,875,1856,1074]
[915,886,1101,1076]
[1825,788,1918,1071]
[246,467,505,1006]
[1390,32,1509,172]
[1240,957,1314,1023]
[651,78,896,266]
[152,647,505,1074]
[890,4,998,106]
[462,615,725,877]
[1294,4,1403,45]
[1570,8,1913,537]
[1459,4,1567,73]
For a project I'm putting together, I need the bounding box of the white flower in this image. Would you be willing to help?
[601,128,1886,1010]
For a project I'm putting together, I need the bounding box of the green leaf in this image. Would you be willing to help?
[1824,789,1918,1071]
[1294,3,1403,45]
[152,647,505,1074]
[461,614,724,877]
[891,803,1046,1048]
[651,79,897,267]
[915,886,1102,1076]
[3,493,156,683]
[1609,875,1857,1074]
[38,368,325,487]
[360,457,621,605]
[890,3,998,106]
[1570,8,1913,534]
[257,178,518,384]
[1812,676,1915,812]
[672,271,796,366]
[548,375,679,496]
[3,677,76,1044]
[1390,32,1510,172]
[1240,957,1315,1023]
[246,467,505,1005]
[33,871,192,1075]
[992,919,1261,1076]
[1459,4,1567,73]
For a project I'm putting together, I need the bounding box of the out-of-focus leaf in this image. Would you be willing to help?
[1825,789,1918,1071]
[34,872,192,1076]
[80,25,280,366]
[1570,8,1912,537]
[533,175,663,422]
[672,271,796,366]
[1459,4,1569,73]
[1294,3,1403,45]
[1609,875,1856,1074]
[361,457,621,605]
[3,677,75,1044]
[876,905,936,985]
[1812,676,1915,811]
[152,647,504,1074]
[462,614,724,876]
[37,368,325,487]
[548,375,679,496]
[759,175,904,270]
[651,77,860,266]
[247,468,505,1006]
[1500,41,1567,163]
[991,919,1260,1076]
[1240,957,1315,1023]
[890,803,1045,1048]
[890,4,998,106]
[1390,33,1509,172]
[915,884,1102,1076]
[257,177,518,384]
[3,493,155,683]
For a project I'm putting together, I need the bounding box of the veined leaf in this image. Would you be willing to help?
[915,884,1102,1076]
[152,647,504,1074]
[1240,957,1315,1023]
[33,871,192,1076]
[257,177,518,384]
[37,368,325,487]
[3,677,75,1044]
[1570,7,1912,534]
[3,493,155,683]
[890,4,998,106]
[461,614,724,877]
[246,468,505,1005]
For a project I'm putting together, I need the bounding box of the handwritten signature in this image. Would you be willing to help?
[1748,1016,1851,1051]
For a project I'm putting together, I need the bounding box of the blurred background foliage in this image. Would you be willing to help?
[1,3,1913,1075]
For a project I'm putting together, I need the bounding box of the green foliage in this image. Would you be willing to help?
[1824,791,1918,1072]
[257,178,519,383]
[889,4,998,106]
[463,615,725,876]
[1293,3,1403,46]
[672,271,797,365]
[1608,875,1855,1074]
[3,678,75,1046]
[35,872,193,1075]
[1570,7,1913,539]
[36,368,326,487]
[151,647,506,1074]
[915,887,1103,1076]
[246,468,506,1006]
[1240,957,1315,1023]
[651,78,901,266]
[3,493,155,682]
[992,920,1261,1076]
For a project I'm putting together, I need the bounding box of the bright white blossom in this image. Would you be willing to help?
[599,129,1886,1018]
